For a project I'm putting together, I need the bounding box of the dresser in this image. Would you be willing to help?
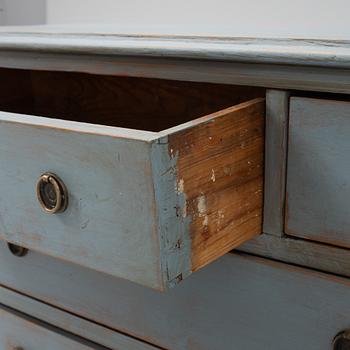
[0,26,349,349]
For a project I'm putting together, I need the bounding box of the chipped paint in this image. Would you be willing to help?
[176,178,185,193]
[197,193,207,216]
[197,193,209,228]
[210,169,216,182]
[150,137,192,289]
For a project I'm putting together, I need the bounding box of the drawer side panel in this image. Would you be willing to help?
[153,98,264,282]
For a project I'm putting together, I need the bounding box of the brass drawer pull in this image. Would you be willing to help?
[36,172,68,214]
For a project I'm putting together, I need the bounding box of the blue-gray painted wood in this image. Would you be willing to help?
[286,97,350,247]
[0,28,349,68]
[0,34,347,95]
[0,98,262,290]
[0,112,165,289]
[263,90,290,236]
[0,304,107,350]
[240,233,350,277]
[0,242,350,350]
[0,284,160,350]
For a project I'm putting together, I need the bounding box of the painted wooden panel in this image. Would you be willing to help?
[0,243,350,350]
[0,31,349,69]
[0,284,160,350]
[240,233,350,278]
[0,113,163,289]
[286,97,350,247]
[263,89,290,236]
[0,97,264,290]
[0,304,106,350]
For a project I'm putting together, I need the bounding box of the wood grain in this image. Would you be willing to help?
[0,68,263,132]
[167,98,265,271]
[0,67,264,289]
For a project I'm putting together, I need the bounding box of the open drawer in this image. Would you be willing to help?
[0,68,264,290]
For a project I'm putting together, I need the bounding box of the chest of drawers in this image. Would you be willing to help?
[0,26,350,349]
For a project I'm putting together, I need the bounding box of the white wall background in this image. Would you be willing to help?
[46,0,350,39]
[1,0,45,25]
[0,0,348,39]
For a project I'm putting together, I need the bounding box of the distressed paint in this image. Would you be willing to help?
[263,90,290,236]
[166,99,264,271]
[150,137,192,288]
[1,244,350,350]
[0,305,106,350]
[0,29,349,68]
[240,233,350,278]
[0,112,163,289]
[286,97,350,247]
[0,95,264,290]
[0,284,160,350]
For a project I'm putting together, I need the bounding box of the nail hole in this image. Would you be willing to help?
[7,243,28,257]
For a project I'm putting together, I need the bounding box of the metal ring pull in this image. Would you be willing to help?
[36,172,68,214]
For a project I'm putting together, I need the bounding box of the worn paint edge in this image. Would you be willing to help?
[0,33,350,68]
[150,137,192,289]
[0,111,158,142]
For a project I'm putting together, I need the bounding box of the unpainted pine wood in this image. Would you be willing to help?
[0,67,263,131]
[166,98,264,271]
[263,90,290,236]
[1,243,350,350]
[0,304,107,350]
[286,97,350,247]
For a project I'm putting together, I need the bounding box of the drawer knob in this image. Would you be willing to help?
[36,172,68,214]
[334,330,350,350]
[7,243,28,257]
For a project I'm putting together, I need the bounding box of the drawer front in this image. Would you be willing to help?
[0,98,264,290]
[286,97,350,247]
[0,305,104,350]
[0,242,348,350]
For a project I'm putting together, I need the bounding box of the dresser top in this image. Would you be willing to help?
[0,25,349,69]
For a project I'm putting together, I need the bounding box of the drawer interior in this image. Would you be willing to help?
[0,68,264,131]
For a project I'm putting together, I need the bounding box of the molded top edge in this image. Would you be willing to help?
[0,26,349,68]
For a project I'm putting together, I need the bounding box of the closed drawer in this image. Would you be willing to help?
[0,305,105,350]
[286,97,350,247]
[0,68,264,290]
[0,242,348,350]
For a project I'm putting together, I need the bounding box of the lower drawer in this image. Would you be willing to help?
[0,241,349,350]
[0,304,105,350]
